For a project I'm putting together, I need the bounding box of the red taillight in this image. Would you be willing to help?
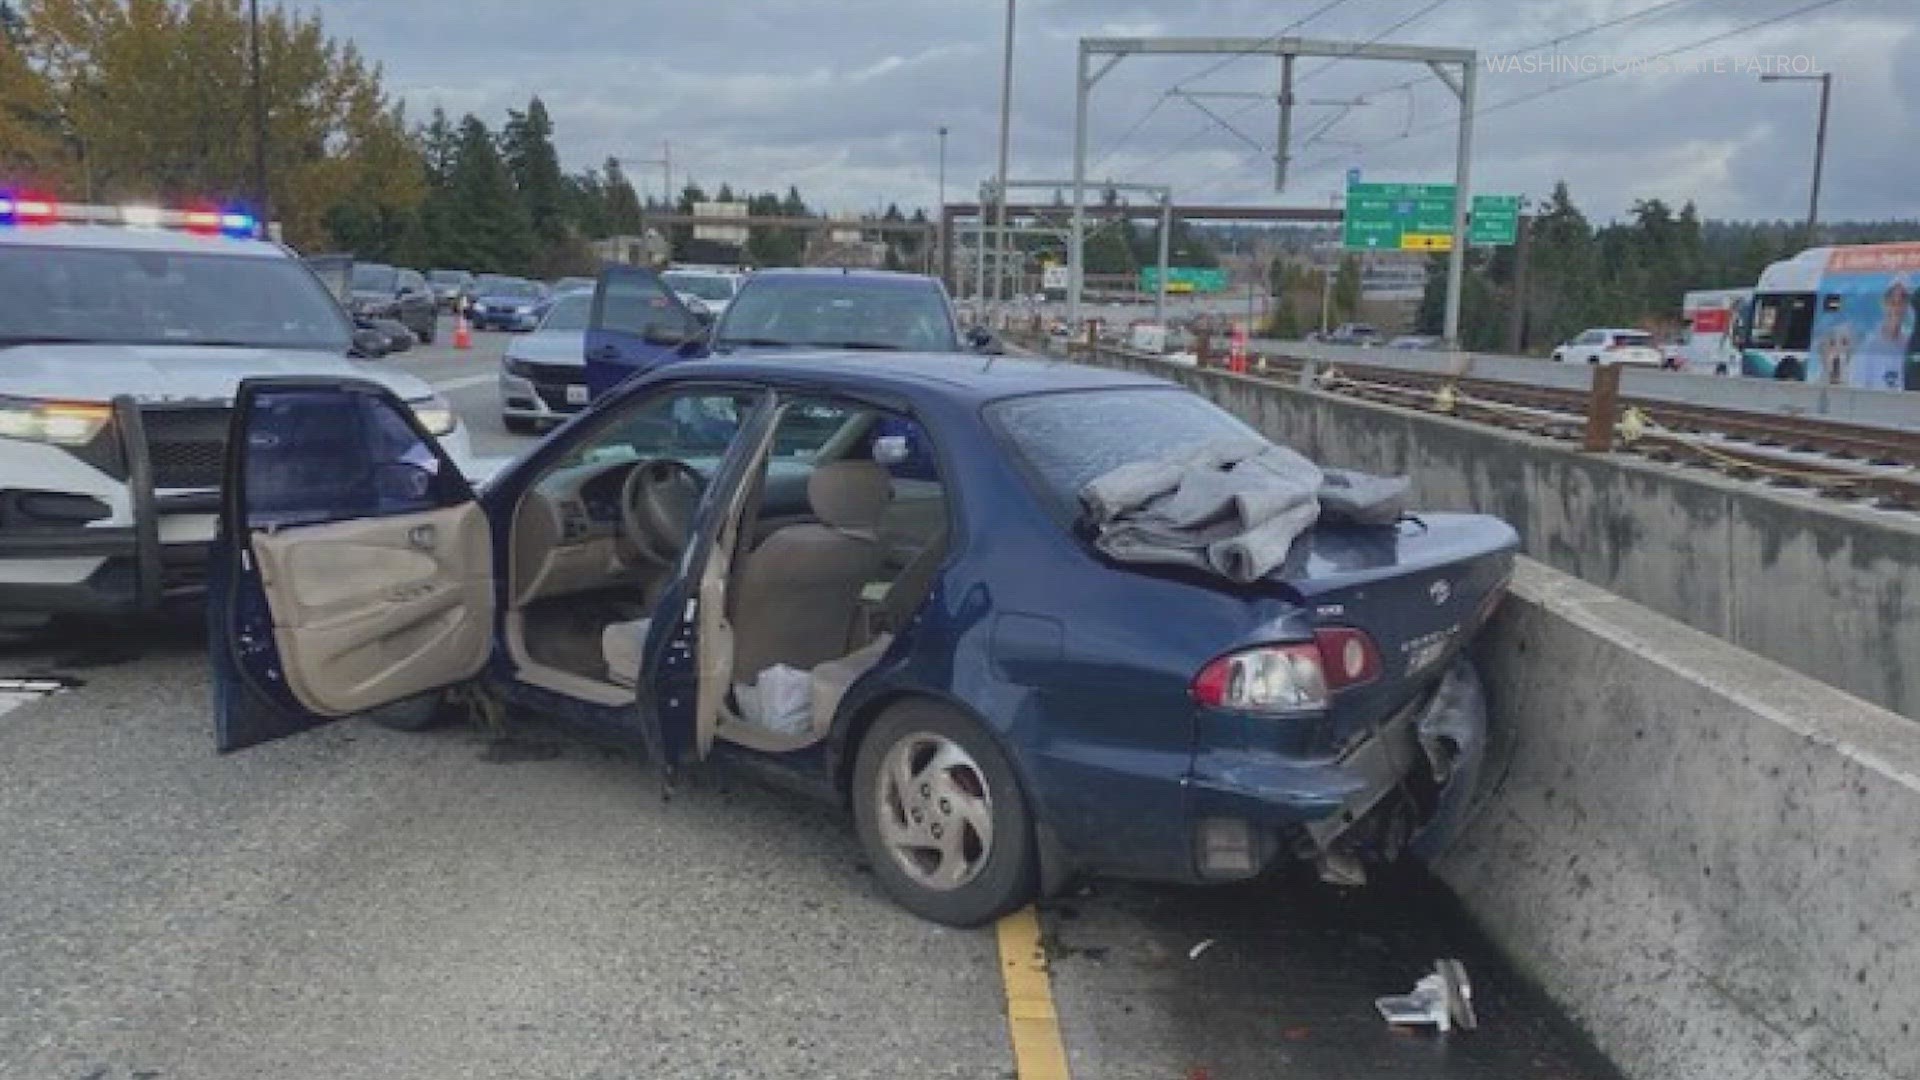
[183,210,222,234]
[1191,643,1329,714]
[1313,627,1382,689]
[15,198,56,222]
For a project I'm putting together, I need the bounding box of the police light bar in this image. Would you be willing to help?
[0,197,258,237]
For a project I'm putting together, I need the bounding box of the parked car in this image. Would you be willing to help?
[551,276,596,294]
[470,276,551,331]
[1326,323,1381,346]
[428,269,476,311]
[349,263,438,344]
[499,289,593,433]
[581,266,995,399]
[1387,335,1442,351]
[357,316,416,354]
[209,353,1517,925]
[1551,328,1663,366]
[662,267,744,319]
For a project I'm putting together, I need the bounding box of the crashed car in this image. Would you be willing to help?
[209,354,1515,926]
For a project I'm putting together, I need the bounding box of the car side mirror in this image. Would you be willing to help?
[968,327,1003,355]
[349,327,390,358]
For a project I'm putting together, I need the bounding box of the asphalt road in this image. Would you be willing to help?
[0,321,1616,1080]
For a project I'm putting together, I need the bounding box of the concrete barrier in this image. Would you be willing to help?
[1444,560,1919,1080]
[1070,345,1920,723]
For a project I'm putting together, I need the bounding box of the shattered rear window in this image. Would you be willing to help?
[987,388,1263,516]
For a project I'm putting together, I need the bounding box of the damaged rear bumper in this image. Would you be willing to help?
[1183,659,1488,881]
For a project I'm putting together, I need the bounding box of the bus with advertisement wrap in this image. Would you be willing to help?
[1737,242,1920,389]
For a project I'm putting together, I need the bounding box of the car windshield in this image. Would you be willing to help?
[716,278,957,351]
[428,270,467,285]
[987,388,1263,516]
[0,244,352,351]
[351,263,398,291]
[538,292,591,331]
[663,272,737,302]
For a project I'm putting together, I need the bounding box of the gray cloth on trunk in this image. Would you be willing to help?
[1081,440,1409,583]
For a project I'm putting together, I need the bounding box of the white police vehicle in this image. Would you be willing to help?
[0,198,468,624]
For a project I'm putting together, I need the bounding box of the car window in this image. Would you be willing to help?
[1615,331,1653,346]
[398,270,428,294]
[537,293,592,332]
[0,244,352,350]
[556,386,763,472]
[663,272,738,302]
[716,278,958,352]
[351,264,398,291]
[598,270,694,341]
[987,388,1263,517]
[244,387,461,528]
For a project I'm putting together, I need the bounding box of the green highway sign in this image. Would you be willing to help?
[1342,182,1523,250]
[1469,194,1522,245]
[1138,266,1229,293]
[1343,182,1456,251]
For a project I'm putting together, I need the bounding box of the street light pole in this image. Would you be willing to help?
[249,0,268,234]
[937,125,948,283]
[992,0,1016,317]
[1761,72,1832,246]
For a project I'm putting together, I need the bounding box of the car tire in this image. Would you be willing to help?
[852,700,1036,926]
[419,320,436,345]
[364,690,447,732]
[503,415,540,435]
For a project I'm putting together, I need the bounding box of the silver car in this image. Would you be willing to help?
[498,290,593,433]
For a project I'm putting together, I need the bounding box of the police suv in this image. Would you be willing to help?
[0,199,468,624]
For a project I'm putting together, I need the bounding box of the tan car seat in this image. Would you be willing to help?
[729,461,891,678]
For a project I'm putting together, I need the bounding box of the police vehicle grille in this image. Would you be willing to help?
[140,407,229,489]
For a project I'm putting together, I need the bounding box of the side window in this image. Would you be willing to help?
[559,386,760,470]
[243,386,464,528]
[399,270,427,295]
[599,270,694,343]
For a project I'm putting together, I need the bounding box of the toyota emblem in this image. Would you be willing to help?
[1429,579,1452,605]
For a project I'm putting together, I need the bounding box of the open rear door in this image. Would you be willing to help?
[211,378,494,752]
[584,264,705,399]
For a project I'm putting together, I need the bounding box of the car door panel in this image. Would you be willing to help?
[251,502,491,717]
[585,265,705,397]
[212,377,495,753]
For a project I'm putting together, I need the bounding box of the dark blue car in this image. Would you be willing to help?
[208,355,1516,925]
[581,265,998,398]
[468,276,551,332]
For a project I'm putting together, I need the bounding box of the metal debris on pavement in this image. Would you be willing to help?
[1375,958,1478,1033]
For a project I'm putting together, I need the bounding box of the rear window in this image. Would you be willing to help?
[986,388,1262,514]
[1615,331,1653,346]
[716,277,958,352]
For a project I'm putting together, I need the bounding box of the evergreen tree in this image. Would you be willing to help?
[499,97,566,250]
[602,157,643,235]
[443,114,533,273]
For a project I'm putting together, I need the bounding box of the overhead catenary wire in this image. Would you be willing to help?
[1287,0,1851,180]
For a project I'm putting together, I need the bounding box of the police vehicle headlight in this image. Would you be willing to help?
[408,394,456,436]
[0,396,112,446]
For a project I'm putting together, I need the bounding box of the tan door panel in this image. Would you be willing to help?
[251,503,493,717]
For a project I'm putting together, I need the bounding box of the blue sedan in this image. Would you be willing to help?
[209,354,1516,925]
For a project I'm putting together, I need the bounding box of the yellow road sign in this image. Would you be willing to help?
[1400,232,1454,251]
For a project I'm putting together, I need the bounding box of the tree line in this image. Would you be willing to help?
[0,0,898,277]
[1412,182,1920,352]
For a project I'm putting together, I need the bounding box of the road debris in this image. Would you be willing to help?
[1187,938,1216,961]
[1375,958,1478,1034]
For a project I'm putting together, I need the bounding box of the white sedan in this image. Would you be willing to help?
[1551,328,1664,366]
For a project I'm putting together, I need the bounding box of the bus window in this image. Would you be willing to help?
[1745,292,1815,351]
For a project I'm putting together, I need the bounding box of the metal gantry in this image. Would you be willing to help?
[1070,35,1478,345]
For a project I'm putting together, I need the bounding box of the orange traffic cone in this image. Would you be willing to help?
[453,311,472,350]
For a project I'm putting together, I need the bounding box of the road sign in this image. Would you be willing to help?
[1138,266,1229,293]
[1346,167,1362,188]
[1343,182,1456,251]
[1469,195,1521,245]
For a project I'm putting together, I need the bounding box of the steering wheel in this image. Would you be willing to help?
[619,459,705,566]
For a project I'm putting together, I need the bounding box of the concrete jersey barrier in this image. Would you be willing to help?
[1446,560,1920,1080]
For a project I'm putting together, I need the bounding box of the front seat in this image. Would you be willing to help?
[728,461,891,679]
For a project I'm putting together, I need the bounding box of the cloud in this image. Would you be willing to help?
[318,0,1918,220]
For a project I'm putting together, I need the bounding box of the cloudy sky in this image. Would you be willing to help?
[321,0,1917,223]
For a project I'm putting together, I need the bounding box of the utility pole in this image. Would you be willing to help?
[1506,211,1533,354]
[249,0,267,234]
[1761,72,1832,247]
[993,0,1017,316]
[937,125,949,285]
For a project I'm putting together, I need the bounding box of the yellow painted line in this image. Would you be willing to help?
[995,905,1073,1080]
